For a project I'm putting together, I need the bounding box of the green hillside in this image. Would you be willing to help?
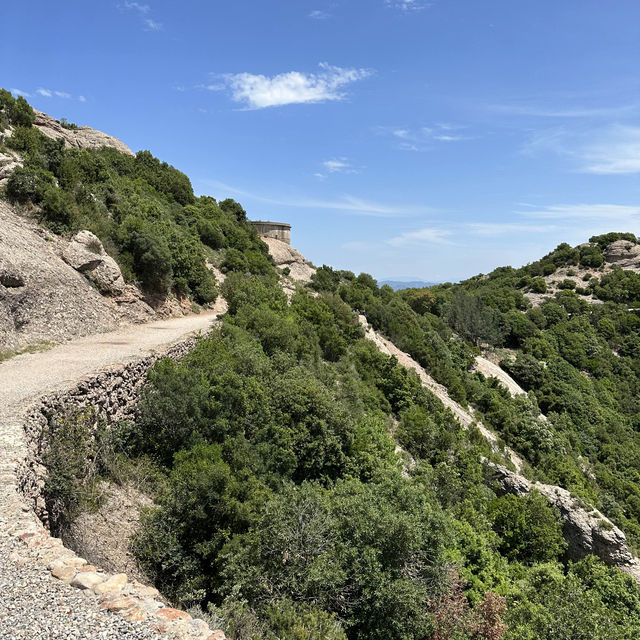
[6,92,640,639]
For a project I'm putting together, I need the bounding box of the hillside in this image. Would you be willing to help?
[3,91,640,640]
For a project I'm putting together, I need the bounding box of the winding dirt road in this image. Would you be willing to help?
[0,310,221,639]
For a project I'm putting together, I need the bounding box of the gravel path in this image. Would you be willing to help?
[0,310,220,639]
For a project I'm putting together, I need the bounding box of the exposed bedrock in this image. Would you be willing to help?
[489,462,640,584]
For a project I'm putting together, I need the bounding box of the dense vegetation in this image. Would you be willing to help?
[14,89,640,638]
[0,89,272,303]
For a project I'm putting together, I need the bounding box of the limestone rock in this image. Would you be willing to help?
[155,607,191,622]
[603,239,640,269]
[94,573,128,594]
[0,148,21,186]
[100,595,137,612]
[62,230,126,295]
[0,258,25,288]
[33,110,134,156]
[51,566,76,582]
[489,462,640,584]
[262,237,316,283]
[70,570,104,590]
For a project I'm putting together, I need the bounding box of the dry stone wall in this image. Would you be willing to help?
[19,337,197,524]
[12,337,229,640]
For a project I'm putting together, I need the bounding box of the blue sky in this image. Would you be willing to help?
[4,1,640,281]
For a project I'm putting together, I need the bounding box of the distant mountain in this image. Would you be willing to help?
[379,279,439,291]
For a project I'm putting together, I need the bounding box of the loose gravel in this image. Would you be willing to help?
[0,312,219,639]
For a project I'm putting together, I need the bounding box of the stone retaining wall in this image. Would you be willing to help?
[14,336,228,640]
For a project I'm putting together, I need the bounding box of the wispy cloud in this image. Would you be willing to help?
[491,103,638,119]
[314,157,358,179]
[378,123,471,150]
[33,87,77,100]
[388,228,453,246]
[309,9,330,19]
[122,1,150,12]
[10,88,31,97]
[520,203,640,221]
[211,63,373,109]
[467,222,560,236]
[208,180,426,217]
[525,125,640,174]
[119,1,163,31]
[386,0,430,11]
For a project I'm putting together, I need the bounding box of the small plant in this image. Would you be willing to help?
[59,117,79,130]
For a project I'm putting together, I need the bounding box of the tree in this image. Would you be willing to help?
[488,491,567,563]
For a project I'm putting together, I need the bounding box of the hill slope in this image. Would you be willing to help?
[4,90,640,640]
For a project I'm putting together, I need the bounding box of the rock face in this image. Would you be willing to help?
[33,110,134,156]
[0,147,21,187]
[0,201,154,351]
[262,236,316,283]
[490,462,640,584]
[603,239,640,269]
[62,230,126,295]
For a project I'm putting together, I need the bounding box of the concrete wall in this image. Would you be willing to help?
[251,221,291,245]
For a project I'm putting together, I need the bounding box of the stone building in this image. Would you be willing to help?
[250,220,291,245]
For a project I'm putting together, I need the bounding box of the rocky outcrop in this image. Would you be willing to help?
[0,201,158,351]
[33,110,134,156]
[262,236,316,283]
[0,147,21,186]
[62,230,126,295]
[489,462,640,584]
[603,239,640,269]
[472,356,526,397]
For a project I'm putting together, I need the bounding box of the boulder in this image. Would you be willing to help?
[262,237,316,283]
[62,231,125,296]
[0,258,25,288]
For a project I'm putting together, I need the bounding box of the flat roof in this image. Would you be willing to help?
[250,220,291,228]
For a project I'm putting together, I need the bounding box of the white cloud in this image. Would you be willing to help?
[388,228,453,246]
[309,10,330,19]
[10,88,31,97]
[119,1,162,31]
[144,18,162,31]
[386,0,430,11]
[581,126,640,174]
[323,157,357,174]
[207,180,426,217]
[35,88,73,99]
[524,125,640,175]
[122,1,150,14]
[378,123,471,150]
[521,203,640,221]
[218,63,373,109]
[78,95,87,102]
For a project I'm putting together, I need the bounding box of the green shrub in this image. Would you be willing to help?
[488,491,567,563]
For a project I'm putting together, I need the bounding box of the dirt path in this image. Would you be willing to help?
[0,308,223,639]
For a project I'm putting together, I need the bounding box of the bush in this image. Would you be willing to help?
[5,165,54,204]
[558,279,576,290]
[488,491,567,563]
